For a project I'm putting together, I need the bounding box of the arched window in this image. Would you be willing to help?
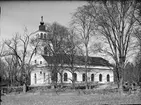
[64,73,68,81]
[44,34,46,39]
[40,33,43,39]
[34,73,37,84]
[91,74,94,82]
[99,74,102,82]
[40,61,42,64]
[82,73,85,81]
[107,74,110,82]
[73,73,77,81]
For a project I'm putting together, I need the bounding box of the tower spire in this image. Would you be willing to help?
[40,16,44,25]
[41,16,43,22]
[39,16,45,31]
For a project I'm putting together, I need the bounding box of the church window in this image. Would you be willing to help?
[35,60,37,63]
[40,71,42,74]
[82,73,85,81]
[107,74,110,82]
[40,61,42,64]
[91,74,94,82]
[99,74,102,82]
[64,73,68,81]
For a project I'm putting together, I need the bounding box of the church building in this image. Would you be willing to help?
[30,17,114,87]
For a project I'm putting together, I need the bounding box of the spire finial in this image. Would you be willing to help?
[41,16,43,22]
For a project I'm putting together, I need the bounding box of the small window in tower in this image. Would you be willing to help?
[44,34,46,39]
[40,33,43,39]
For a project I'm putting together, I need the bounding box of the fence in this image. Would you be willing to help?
[1,85,27,95]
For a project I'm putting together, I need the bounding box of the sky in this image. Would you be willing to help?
[0,1,87,41]
[0,1,137,63]
[0,1,114,63]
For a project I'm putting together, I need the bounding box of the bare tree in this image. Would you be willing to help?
[71,5,96,89]
[85,0,139,92]
[0,42,8,85]
[131,1,141,85]
[62,29,81,89]
[4,28,38,85]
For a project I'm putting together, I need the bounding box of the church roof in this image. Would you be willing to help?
[42,54,112,67]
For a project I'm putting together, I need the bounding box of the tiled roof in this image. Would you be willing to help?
[42,54,112,67]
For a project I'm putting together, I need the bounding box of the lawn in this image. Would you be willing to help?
[1,91,141,105]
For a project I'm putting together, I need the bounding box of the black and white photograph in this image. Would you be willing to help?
[0,0,141,104]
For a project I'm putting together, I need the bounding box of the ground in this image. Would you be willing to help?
[1,91,141,105]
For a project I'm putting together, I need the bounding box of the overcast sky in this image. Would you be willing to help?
[0,1,86,41]
[0,1,137,63]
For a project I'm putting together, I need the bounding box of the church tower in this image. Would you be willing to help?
[33,16,52,56]
[36,16,48,40]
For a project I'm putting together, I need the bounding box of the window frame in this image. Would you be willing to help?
[99,74,102,82]
[44,33,46,39]
[107,74,110,82]
[40,33,43,39]
[91,74,94,82]
[64,73,68,81]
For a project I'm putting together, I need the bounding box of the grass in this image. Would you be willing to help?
[1,91,141,105]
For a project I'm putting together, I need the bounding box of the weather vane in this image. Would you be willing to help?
[41,16,43,22]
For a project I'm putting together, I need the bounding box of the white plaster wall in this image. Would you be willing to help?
[30,68,51,86]
[31,68,114,86]
[60,69,114,84]
[31,54,47,66]
[91,70,114,83]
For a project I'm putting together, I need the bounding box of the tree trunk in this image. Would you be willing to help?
[85,44,88,89]
[59,72,63,88]
[119,77,123,94]
[72,72,75,89]
[118,56,125,94]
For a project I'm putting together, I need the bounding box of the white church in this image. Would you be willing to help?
[30,17,114,87]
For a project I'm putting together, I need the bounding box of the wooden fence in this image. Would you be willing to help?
[1,85,27,95]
